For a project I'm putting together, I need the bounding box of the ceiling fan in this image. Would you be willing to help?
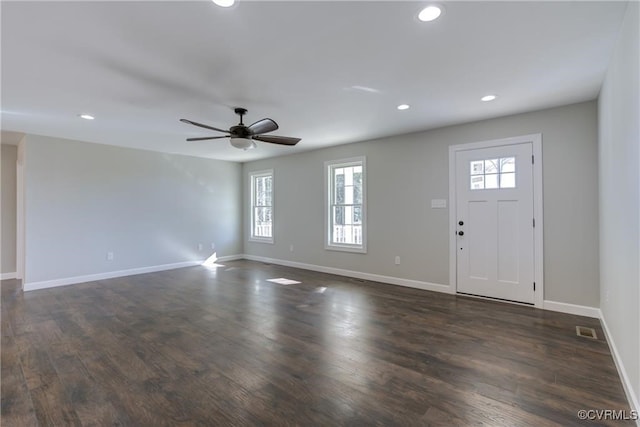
[180,108,301,150]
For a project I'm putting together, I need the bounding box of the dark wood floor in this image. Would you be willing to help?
[1,260,632,426]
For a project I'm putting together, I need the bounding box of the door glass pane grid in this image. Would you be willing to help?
[470,157,516,190]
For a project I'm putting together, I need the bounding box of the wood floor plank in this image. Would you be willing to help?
[1,261,633,426]
[0,330,39,426]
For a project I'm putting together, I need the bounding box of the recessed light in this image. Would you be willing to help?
[79,114,95,120]
[418,5,442,22]
[481,95,497,102]
[397,104,410,110]
[212,0,234,7]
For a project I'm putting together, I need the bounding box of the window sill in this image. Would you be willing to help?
[249,238,274,245]
[325,244,367,254]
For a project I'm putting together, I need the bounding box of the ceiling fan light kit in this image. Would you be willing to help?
[230,138,257,150]
[212,0,234,7]
[181,107,301,151]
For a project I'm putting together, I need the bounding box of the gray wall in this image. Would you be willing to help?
[244,101,600,307]
[23,135,242,285]
[599,2,639,410]
[1,144,17,275]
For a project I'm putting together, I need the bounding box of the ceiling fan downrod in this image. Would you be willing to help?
[234,107,247,125]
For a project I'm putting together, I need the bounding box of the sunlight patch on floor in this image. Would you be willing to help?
[267,278,301,285]
[201,252,225,269]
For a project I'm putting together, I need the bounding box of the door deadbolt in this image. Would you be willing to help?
[458,221,464,226]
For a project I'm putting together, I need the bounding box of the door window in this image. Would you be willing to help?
[470,157,516,190]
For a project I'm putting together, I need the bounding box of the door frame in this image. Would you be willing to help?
[16,137,25,286]
[448,134,544,308]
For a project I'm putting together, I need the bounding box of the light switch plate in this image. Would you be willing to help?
[431,199,447,209]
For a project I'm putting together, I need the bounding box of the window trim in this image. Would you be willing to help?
[249,169,274,244]
[324,156,367,253]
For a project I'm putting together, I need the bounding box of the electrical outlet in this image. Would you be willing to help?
[106,251,114,261]
[211,243,216,250]
[198,243,203,251]
[290,244,294,252]
[395,256,400,265]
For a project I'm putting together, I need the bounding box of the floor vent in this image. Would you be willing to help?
[576,326,597,340]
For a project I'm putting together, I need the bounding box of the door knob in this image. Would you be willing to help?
[458,231,464,236]
[458,221,464,226]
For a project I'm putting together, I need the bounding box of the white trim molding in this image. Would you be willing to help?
[23,255,247,292]
[1,272,17,280]
[542,300,600,318]
[449,133,544,308]
[215,254,244,262]
[600,311,640,420]
[243,254,452,294]
[24,261,204,291]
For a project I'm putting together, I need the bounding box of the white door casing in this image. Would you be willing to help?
[448,134,544,307]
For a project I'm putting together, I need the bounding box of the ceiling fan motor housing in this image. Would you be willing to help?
[230,125,251,138]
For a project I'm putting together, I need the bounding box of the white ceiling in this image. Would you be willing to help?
[1,1,628,162]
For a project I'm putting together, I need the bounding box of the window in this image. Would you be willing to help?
[325,157,366,252]
[470,157,516,190]
[250,170,273,243]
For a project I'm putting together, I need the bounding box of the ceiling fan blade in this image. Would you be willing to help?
[248,118,278,135]
[253,135,301,146]
[180,118,229,133]
[186,136,230,142]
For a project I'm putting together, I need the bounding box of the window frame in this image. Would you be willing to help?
[249,169,274,244]
[324,156,367,253]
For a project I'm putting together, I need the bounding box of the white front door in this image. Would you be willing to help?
[455,142,535,304]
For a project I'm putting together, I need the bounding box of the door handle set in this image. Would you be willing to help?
[457,220,464,236]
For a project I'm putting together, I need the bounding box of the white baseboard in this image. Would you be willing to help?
[24,260,204,292]
[1,272,17,280]
[215,254,244,262]
[542,300,600,318]
[242,254,453,294]
[599,310,640,423]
